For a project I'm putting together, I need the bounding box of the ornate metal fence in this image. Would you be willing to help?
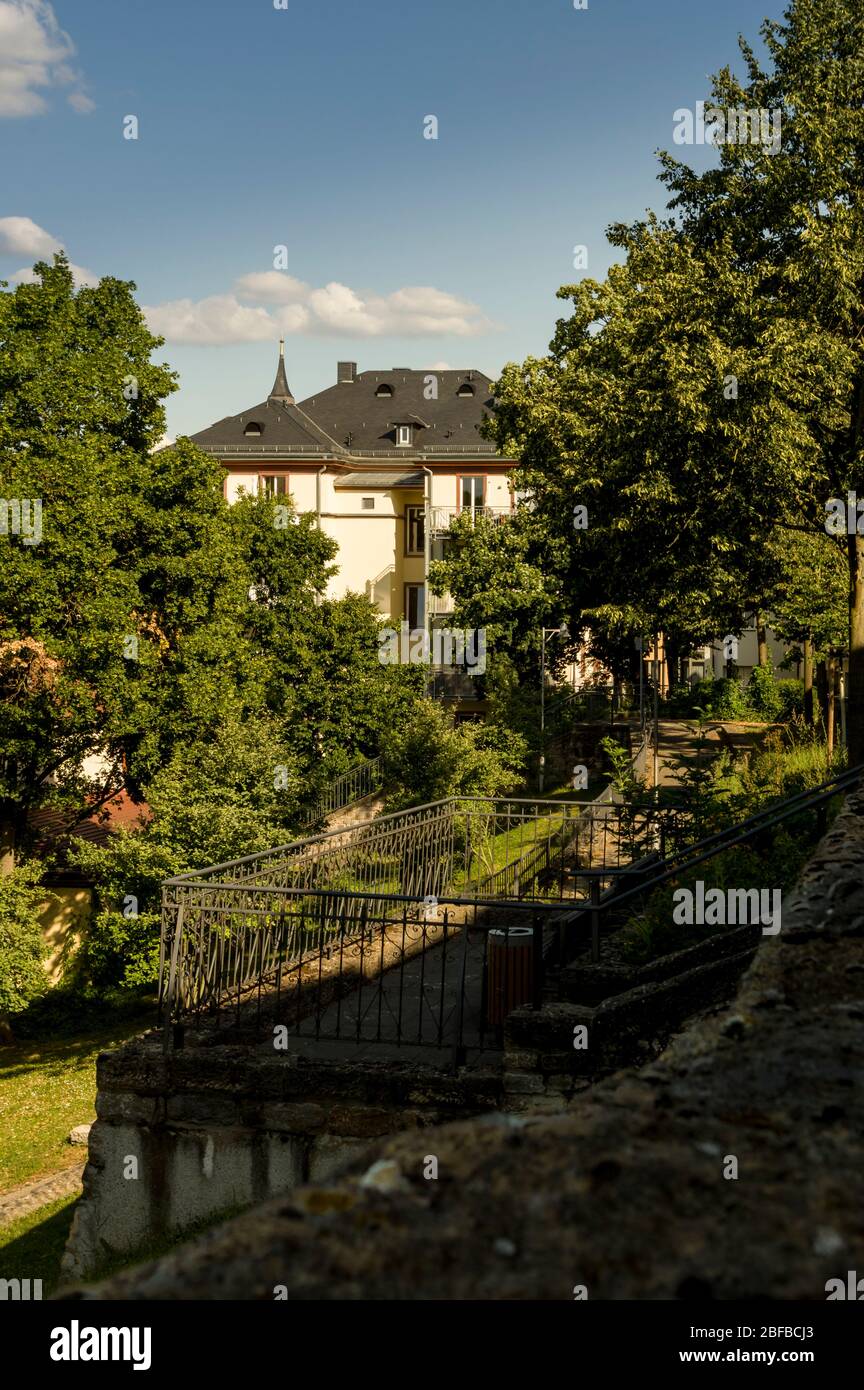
[299,755,385,828]
[160,888,555,1063]
[161,791,689,1046]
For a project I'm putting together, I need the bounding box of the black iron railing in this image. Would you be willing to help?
[300,755,385,827]
[159,789,687,1049]
[160,764,859,1059]
[551,761,862,963]
[163,890,556,1067]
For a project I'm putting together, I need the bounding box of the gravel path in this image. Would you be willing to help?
[0,1163,84,1229]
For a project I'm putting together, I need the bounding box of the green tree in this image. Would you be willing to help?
[428,508,558,681]
[658,0,864,758]
[0,255,199,866]
[489,224,826,686]
[71,711,305,989]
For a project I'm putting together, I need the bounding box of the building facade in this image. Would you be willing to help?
[189,345,516,638]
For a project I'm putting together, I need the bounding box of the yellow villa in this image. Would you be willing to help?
[189,344,517,642]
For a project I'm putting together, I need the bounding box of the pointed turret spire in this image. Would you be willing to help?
[268,337,295,404]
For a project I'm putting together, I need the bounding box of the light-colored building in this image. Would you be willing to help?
[190,345,516,633]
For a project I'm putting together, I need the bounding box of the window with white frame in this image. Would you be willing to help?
[460,475,484,514]
[397,425,413,446]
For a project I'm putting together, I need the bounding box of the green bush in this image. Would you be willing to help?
[382,698,527,809]
[621,731,841,964]
[68,713,307,992]
[599,735,647,800]
[12,983,155,1038]
[708,676,750,720]
[620,844,767,962]
[747,663,783,720]
[0,863,49,1020]
[778,679,805,718]
[666,669,802,724]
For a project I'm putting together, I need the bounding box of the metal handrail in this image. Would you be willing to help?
[165,793,612,886]
[299,755,385,827]
[159,760,862,1050]
[553,760,862,941]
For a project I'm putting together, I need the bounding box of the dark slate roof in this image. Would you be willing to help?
[188,398,339,456]
[269,341,295,404]
[188,351,504,459]
[299,368,499,454]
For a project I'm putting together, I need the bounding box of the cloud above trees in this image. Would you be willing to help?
[0,1,93,117]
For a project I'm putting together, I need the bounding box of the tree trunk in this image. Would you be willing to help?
[664,637,680,694]
[848,532,864,767]
[826,655,836,759]
[835,657,845,751]
[755,612,769,667]
[803,635,814,726]
[816,659,829,732]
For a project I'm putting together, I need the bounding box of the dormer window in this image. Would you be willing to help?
[244,421,263,437]
[457,383,475,398]
[396,425,413,447]
[376,383,394,398]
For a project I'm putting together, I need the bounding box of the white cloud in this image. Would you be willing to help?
[143,294,278,346]
[2,223,496,345]
[305,281,489,337]
[145,271,493,345]
[0,1,84,117]
[68,90,94,114]
[0,216,96,286]
[274,303,312,333]
[307,282,376,335]
[235,270,310,304]
[0,213,60,256]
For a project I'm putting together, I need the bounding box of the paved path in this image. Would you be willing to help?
[655,719,769,788]
[0,1163,84,1229]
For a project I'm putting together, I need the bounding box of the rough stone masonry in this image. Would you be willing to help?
[58,789,864,1300]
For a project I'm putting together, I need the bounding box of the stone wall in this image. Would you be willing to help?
[62,1042,502,1282]
[501,920,761,1108]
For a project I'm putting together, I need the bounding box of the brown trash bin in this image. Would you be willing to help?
[486,927,534,1027]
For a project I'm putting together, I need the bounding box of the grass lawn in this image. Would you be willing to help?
[0,1192,79,1295]
[0,1015,153,1194]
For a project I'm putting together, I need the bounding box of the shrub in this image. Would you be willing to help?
[707,676,750,720]
[382,699,527,809]
[599,735,647,800]
[68,713,307,992]
[0,863,49,1022]
[778,679,805,718]
[747,663,783,720]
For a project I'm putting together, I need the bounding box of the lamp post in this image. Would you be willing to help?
[637,634,645,732]
[652,628,660,797]
[539,622,570,794]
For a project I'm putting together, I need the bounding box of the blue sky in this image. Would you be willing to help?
[0,0,781,438]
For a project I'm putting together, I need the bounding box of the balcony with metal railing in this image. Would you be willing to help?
[428,505,513,536]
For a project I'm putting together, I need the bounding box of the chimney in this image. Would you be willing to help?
[338,361,357,384]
